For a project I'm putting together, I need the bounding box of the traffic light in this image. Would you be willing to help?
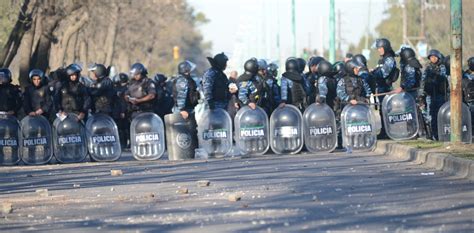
[173,46,180,61]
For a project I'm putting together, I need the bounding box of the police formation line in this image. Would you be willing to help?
[0,38,473,165]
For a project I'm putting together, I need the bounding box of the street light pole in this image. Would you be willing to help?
[329,0,336,63]
[450,0,462,143]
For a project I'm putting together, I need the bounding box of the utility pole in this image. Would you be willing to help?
[329,0,336,63]
[291,0,296,57]
[450,0,462,143]
[337,9,341,55]
[402,0,407,44]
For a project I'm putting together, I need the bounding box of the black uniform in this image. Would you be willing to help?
[23,84,52,118]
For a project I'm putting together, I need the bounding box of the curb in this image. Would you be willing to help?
[376,140,474,180]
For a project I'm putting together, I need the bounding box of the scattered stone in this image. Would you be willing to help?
[228,194,241,202]
[197,180,210,187]
[110,187,115,191]
[36,189,50,197]
[147,193,155,198]
[73,184,80,188]
[110,170,123,176]
[241,204,249,208]
[26,174,33,177]
[177,188,189,194]
[46,216,52,220]
[2,202,13,214]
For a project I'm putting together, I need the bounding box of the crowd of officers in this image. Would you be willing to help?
[1,37,474,149]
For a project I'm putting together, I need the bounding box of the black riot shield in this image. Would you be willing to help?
[0,114,21,165]
[165,113,198,160]
[270,105,304,154]
[303,103,337,154]
[437,101,472,143]
[341,104,377,152]
[382,93,419,140]
[53,113,87,163]
[197,108,233,157]
[235,106,269,156]
[20,115,53,165]
[130,112,165,160]
[86,114,121,161]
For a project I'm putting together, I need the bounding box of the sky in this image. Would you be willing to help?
[187,0,389,71]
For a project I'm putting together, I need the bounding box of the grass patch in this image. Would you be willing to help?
[399,140,444,149]
[399,140,474,160]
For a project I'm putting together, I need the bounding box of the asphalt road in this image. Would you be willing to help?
[0,150,473,232]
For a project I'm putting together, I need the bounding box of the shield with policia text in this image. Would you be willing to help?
[341,104,377,152]
[0,114,21,165]
[303,103,337,154]
[86,113,121,161]
[382,93,419,140]
[235,106,269,156]
[197,108,233,157]
[20,115,53,165]
[53,113,87,163]
[131,112,165,160]
[270,105,304,154]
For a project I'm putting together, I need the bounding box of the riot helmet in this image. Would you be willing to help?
[29,69,46,86]
[468,57,474,71]
[0,68,12,84]
[89,63,108,79]
[345,60,362,76]
[427,49,443,63]
[333,61,345,75]
[353,54,368,68]
[153,73,167,85]
[285,58,298,73]
[130,63,148,77]
[317,61,333,76]
[178,61,192,75]
[267,62,279,77]
[244,58,258,75]
[66,64,82,76]
[308,56,325,68]
[296,58,306,73]
[375,38,392,51]
[399,47,416,63]
[257,59,268,71]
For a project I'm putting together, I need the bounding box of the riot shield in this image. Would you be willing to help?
[235,106,269,156]
[197,108,233,157]
[437,101,472,143]
[53,113,87,163]
[130,112,165,160]
[382,93,419,140]
[86,114,121,161]
[20,115,53,165]
[303,103,337,154]
[0,114,21,165]
[341,104,377,152]
[270,105,303,154]
[165,113,198,160]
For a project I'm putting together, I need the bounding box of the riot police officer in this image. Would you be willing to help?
[265,62,281,114]
[462,57,474,133]
[0,68,22,116]
[419,49,448,140]
[125,63,156,118]
[23,69,52,119]
[371,38,398,139]
[202,52,230,110]
[337,60,372,106]
[396,47,422,98]
[237,58,261,111]
[305,56,325,105]
[371,38,398,95]
[172,61,200,119]
[256,59,272,115]
[314,60,331,105]
[280,58,307,112]
[88,63,115,115]
[152,73,173,120]
[55,64,91,121]
[112,73,130,149]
